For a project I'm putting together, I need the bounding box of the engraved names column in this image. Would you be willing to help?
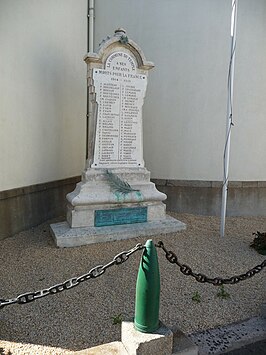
[92,51,147,168]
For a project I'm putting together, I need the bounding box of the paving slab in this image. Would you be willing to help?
[224,339,266,354]
[189,317,266,355]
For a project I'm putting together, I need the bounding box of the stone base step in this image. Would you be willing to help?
[50,215,186,247]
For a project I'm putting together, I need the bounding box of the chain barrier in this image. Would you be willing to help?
[2,239,265,309]
[156,241,266,286]
[0,243,144,310]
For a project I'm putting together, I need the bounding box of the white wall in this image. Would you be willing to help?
[0,0,87,191]
[1,0,266,192]
[94,0,266,181]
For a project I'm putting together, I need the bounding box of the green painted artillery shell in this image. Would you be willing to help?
[134,239,160,333]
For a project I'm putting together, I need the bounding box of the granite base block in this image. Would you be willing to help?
[50,216,186,247]
[121,321,173,355]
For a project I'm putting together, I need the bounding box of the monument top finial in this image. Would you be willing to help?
[114,28,126,36]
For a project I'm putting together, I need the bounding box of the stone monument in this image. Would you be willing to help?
[51,29,185,247]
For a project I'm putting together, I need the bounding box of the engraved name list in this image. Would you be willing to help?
[92,52,147,168]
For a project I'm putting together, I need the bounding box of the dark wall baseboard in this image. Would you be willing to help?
[0,176,81,240]
[1,177,265,240]
[152,179,266,217]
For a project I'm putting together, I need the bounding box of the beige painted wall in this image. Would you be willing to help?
[1,0,266,191]
[0,0,87,191]
[94,0,266,181]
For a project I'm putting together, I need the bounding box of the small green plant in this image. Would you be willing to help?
[191,291,201,303]
[250,231,266,255]
[111,313,123,325]
[216,285,230,299]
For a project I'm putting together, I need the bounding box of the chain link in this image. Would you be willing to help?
[0,243,144,309]
[2,239,264,309]
[156,241,266,286]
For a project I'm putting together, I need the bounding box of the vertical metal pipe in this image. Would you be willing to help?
[88,0,94,52]
[220,0,238,237]
[134,239,160,333]
[86,0,95,160]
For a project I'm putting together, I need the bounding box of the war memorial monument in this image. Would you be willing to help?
[51,29,185,247]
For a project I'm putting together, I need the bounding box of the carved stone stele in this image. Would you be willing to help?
[50,29,186,247]
[66,29,167,228]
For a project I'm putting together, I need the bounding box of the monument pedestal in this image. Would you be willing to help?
[66,167,166,227]
[51,167,186,247]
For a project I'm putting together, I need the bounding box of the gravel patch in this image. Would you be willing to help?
[0,213,265,354]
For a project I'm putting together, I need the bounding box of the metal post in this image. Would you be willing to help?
[88,0,94,53]
[220,0,238,237]
[134,239,160,333]
[86,0,95,160]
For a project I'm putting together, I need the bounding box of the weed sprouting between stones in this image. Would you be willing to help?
[191,291,201,303]
[216,285,230,299]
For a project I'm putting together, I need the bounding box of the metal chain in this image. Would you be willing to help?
[156,241,266,286]
[0,243,144,309]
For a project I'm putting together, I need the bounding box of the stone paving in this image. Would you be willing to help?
[189,316,266,355]
[225,339,266,355]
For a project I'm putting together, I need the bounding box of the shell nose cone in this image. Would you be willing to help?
[145,239,154,248]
